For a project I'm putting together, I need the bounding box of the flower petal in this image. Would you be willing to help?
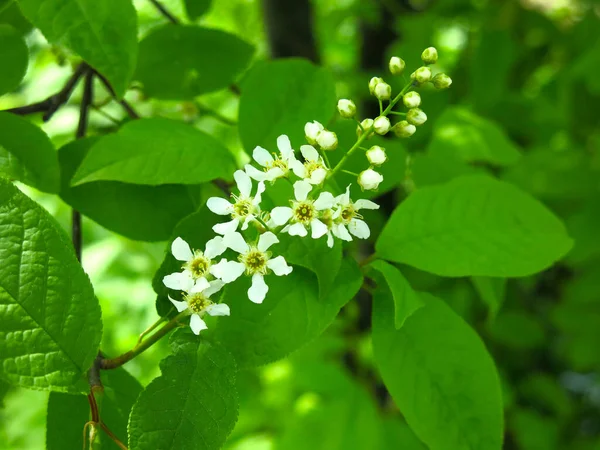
[277,135,293,159]
[310,219,328,239]
[339,185,351,206]
[253,146,274,167]
[245,164,267,181]
[207,197,233,215]
[309,168,327,185]
[168,295,189,313]
[204,235,226,259]
[258,231,279,252]
[267,256,293,276]
[300,144,319,162]
[240,214,254,231]
[314,191,335,210]
[224,231,250,254]
[205,303,230,317]
[290,159,306,178]
[204,279,225,297]
[234,169,252,198]
[190,314,208,335]
[210,259,245,283]
[163,271,190,290]
[270,206,294,226]
[248,273,268,304]
[265,167,285,181]
[213,218,240,235]
[288,222,308,237]
[171,237,193,261]
[189,277,210,294]
[326,231,334,248]
[332,223,352,241]
[349,218,370,239]
[354,199,380,210]
[254,180,266,205]
[294,180,312,201]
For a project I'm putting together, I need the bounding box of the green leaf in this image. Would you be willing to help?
[210,260,362,368]
[372,291,504,450]
[0,178,102,390]
[368,260,424,329]
[135,25,253,100]
[183,0,212,20]
[379,418,426,450]
[0,0,32,35]
[239,58,336,152]
[428,107,521,167]
[59,137,197,242]
[486,311,546,350]
[471,277,506,321]
[16,0,137,96]
[46,367,143,450]
[71,118,236,186]
[128,334,238,450]
[0,112,59,193]
[376,175,573,277]
[0,25,28,95]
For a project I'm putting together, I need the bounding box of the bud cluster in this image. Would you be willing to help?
[304,120,338,151]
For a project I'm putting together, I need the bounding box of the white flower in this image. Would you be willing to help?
[316,130,338,151]
[290,145,329,185]
[168,278,230,335]
[337,99,356,118]
[211,231,293,304]
[373,116,391,135]
[358,168,383,191]
[403,91,421,108]
[331,185,380,241]
[421,47,438,65]
[245,135,298,182]
[389,56,405,75]
[393,120,416,137]
[357,118,374,138]
[407,108,427,126]
[304,120,324,145]
[162,236,227,290]
[368,77,383,94]
[374,82,391,101]
[270,180,335,239]
[412,66,432,83]
[366,146,387,166]
[207,170,265,235]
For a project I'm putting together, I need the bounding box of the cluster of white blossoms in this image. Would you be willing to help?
[162,47,450,335]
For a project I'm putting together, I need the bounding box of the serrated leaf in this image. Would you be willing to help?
[16,0,137,96]
[376,175,573,277]
[183,0,212,20]
[372,290,504,450]
[0,178,102,390]
[0,25,28,95]
[59,137,197,242]
[368,260,424,329]
[0,112,59,193]
[239,58,336,152]
[128,334,238,450]
[210,260,362,368]
[135,25,253,100]
[71,118,236,186]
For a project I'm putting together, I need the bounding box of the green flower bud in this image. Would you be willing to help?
[369,77,383,95]
[421,47,438,65]
[337,99,357,118]
[389,56,406,75]
[393,120,416,138]
[413,66,432,84]
[357,118,374,138]
[374,82,391,101]
[432,73,452,89]
[373,116,391,135]
[366,145,387,166]
[403,91,421,108]
[407,108,427,126]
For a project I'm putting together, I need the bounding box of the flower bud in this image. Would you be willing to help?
[358,168,384,191]
[369,77,383,95]
[374,82,391,101]
[357,118,374,138]
[337,99,356,118]
[366,145,387,166]
[421,47,438,65]
[432,73,452,89]
[373,116,391,135]
[413,66,432,84]
[407,108,427,126]
[304,120,324,145]
[403,91,421,108]
[389,56,405,75]
[393,120,416,138]
[317,130,338,151]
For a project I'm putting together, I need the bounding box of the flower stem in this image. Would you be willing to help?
[99,311,188,370]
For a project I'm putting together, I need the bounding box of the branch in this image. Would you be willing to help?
[3,63,86,121]
[93,70,140,120]
[148,0,179,24]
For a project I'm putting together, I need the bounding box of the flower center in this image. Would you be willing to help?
[293,200,315,224]
[266,157,288,172]
[304,160,324,178]
[184,251,211,279]
[320,209,334,229]
[340,205,357,224]
[185,292,212,314]
[240,248,269,275]
[232,197,255,219]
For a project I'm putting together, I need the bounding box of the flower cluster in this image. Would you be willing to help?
[162,47,450,335]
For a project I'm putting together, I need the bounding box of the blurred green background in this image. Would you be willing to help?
[1,0,600,448]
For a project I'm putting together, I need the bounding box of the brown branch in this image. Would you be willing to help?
[93,70,140,119]
[148,0,179,24]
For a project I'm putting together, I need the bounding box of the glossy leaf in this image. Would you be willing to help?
[0,25,28,95]
[183,0,212,20]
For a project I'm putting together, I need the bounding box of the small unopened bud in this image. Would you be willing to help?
[413,67,432,84]
[374,82,391,101]
[432,73,452,89]
[393,120,416,138]
[317,130,338,151]
[389,56,405,75]
[373,116,391,135]
[304,121,324,145]
[407,108,427,126]
[421,47,438,65]
[369,77,383,95]
[357,118,374,138]
[366,146,387,166]
[358,168,384,191]
[337,99,357,118]
[403,91,421,108]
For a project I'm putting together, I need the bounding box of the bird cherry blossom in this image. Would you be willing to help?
[331,185,380,241]
[211,231,293,304]
[207,170,265,235]
[291,145,329,185]
[245,135,298,182]
[168,278,230,335]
